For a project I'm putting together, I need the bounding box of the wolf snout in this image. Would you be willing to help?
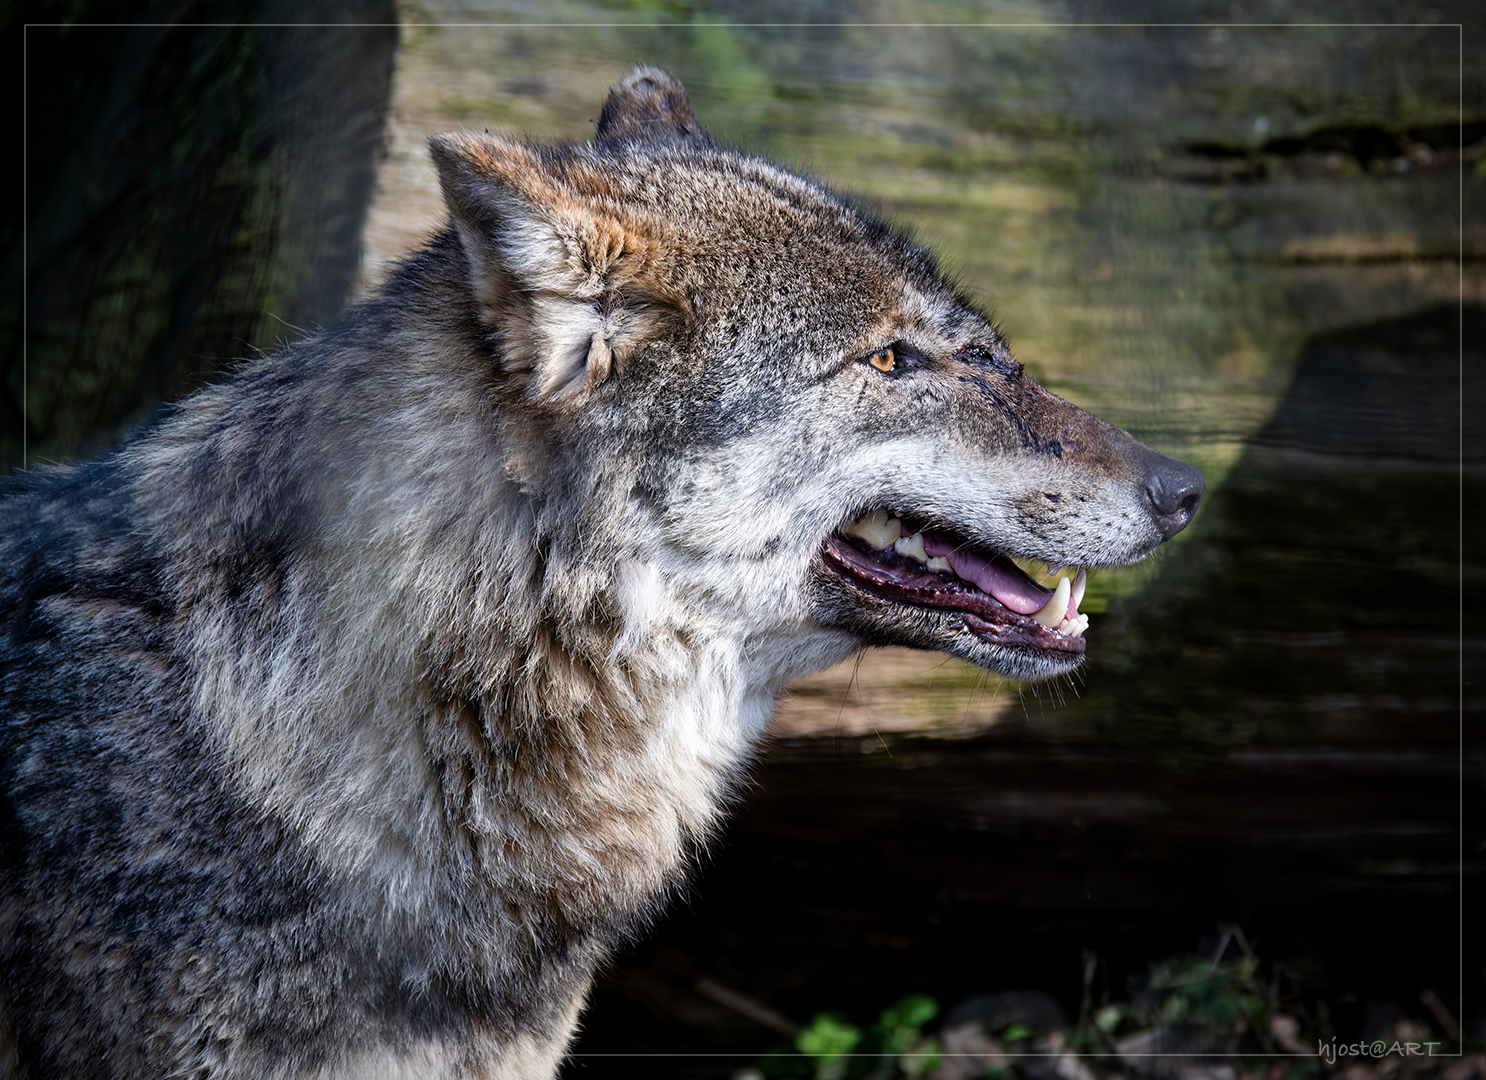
[1142,455,1205,540]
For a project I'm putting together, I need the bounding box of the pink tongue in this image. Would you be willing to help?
[923,533,1052,615]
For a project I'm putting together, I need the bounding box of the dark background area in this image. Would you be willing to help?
[5,0,398,473]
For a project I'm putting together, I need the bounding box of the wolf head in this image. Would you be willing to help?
[427,66,1203,686]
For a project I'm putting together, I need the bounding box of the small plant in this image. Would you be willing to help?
[1131,950,1265,1033]
[748,926,1472,1080]
[794,1012,861,1079]
[759,995,941,1080]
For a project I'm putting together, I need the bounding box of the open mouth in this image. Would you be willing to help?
[821,509,1090,656]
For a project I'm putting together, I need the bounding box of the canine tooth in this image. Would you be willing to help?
[1032,575,1071,628]
[844,509,902,549]
[926,556,951,572]
[1071,567,1087,609]
[893,532,928,564]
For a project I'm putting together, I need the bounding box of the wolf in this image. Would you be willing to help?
[0,67,1202,1079]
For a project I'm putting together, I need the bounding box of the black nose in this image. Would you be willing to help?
[1144,456,1205,540]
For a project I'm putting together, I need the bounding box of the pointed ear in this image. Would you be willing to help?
[429,131,687,401]
[594,65,712,149]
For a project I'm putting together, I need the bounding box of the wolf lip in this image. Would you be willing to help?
[823,513,1089,654]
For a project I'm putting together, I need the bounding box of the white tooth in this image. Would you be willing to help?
[1071,568,1087,609]
[1032,575,1071,627]
[926,556,952,572]
[844,509,902,549]
[1067,614,1090,639]
[893,532,928,564]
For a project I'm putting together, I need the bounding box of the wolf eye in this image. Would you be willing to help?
[856,341,926,378]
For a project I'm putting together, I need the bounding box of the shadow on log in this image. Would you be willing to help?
[1079,303,1481,768]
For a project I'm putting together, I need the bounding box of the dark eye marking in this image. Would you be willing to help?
[954,343,1022,378]
[959,371,1063,457]
[858,341,928,378]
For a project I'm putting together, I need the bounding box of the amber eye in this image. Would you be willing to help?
[868,347,896,372]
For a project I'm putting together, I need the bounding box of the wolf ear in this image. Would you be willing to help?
[429,131,685,401]
[594,65,712,149]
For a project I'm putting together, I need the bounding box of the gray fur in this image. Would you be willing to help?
[1,67,1201,1079]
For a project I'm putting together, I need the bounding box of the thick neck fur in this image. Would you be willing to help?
[123,235,809,951]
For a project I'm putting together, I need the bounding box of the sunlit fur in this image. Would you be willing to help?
[0,68,1198,1079]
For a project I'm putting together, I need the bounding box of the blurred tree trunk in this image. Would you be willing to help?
[6,1,399,472]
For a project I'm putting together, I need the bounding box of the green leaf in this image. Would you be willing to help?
[881,994,939,1030]
[795,1013,862,1063]
[1094,1004,1129,1034]
[1160,994,1190,1024]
